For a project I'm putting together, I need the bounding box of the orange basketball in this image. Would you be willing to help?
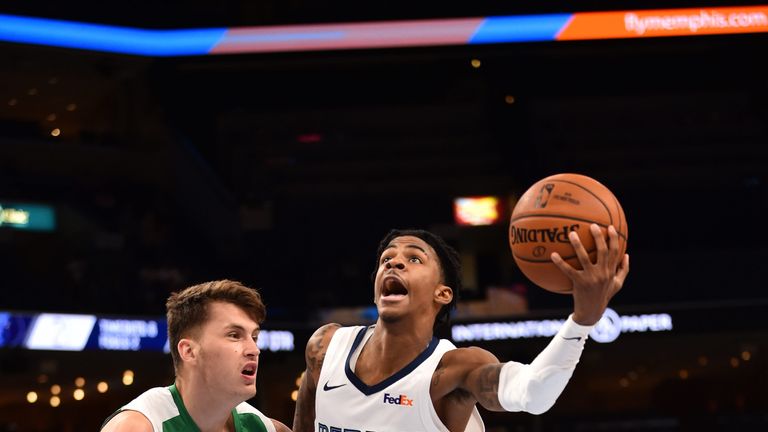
[509,173,628,293]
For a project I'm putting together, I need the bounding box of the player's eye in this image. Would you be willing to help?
[409,257,422,264]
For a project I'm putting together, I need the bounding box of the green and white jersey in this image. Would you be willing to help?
[102,384,275,432]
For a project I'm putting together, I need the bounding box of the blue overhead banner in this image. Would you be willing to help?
[0,14,223,56]
[0,311,295,353]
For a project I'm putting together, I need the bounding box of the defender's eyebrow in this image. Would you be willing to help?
[224,324,246,332]
[224,323,260,334]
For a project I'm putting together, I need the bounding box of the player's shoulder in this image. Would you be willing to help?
[133,386,171,401]
[312,322,343,338]
[305,322,343,353]
[101,410,153,432]
[101,386,172,432]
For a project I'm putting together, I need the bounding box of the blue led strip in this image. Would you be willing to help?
[0,14,225,56]
[469,14,573,44]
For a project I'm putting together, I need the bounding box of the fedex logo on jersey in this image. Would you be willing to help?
[383,393,413,406]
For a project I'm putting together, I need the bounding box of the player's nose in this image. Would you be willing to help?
[245,338,260,358]
[385,257,405,270]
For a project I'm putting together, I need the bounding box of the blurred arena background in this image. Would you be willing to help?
[1,0,767,430]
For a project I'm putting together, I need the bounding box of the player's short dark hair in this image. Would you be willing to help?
[374,229,461,331]
[166,279,266,373]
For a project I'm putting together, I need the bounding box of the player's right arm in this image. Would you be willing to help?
[466,316,594,414]
[435,224,628,417]
[434,316,593,419]
[100,411,153,432]
[292,323,341,432]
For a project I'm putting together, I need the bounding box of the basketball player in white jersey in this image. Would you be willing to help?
[293,225,629,432]
[102,279,291,432]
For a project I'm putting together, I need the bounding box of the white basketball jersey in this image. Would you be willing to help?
[315,326,485,432]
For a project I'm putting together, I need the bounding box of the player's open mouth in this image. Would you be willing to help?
[241,363,257,377]
[381,276,408,301]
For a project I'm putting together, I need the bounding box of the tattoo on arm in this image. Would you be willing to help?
[292,372,316,432]
[474,364,504,411]
[431,364,444,388]
[294,324,340,432]
[306,323,340,374]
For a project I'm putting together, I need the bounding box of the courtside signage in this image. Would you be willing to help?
[451,308,673,344]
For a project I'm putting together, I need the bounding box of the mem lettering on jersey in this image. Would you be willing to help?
[317,424,374,432]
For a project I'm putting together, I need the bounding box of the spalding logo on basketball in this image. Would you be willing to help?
[509,173,628,294]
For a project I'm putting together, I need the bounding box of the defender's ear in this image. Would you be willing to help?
[177,338,199,364]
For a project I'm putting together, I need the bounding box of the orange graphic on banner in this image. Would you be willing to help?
[558,6,768,40]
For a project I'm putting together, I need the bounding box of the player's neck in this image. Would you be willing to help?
[366,319,434,372]
[175,377,236,432]
[376,318,433,340]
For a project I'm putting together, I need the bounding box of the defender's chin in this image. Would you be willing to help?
[241,385,257,400]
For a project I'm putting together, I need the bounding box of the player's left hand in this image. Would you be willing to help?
[550,224,629,325]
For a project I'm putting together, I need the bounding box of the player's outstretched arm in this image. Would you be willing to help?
[438,225,629,416]
[292,323,340,432]
[432,347,505,411]
[477,223,628,413]
[441,314,594,415]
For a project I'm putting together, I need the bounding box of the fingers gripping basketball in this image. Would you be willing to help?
[509,173,628,293]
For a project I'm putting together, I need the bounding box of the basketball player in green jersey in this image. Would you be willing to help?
[102,280,291,432]
[293,225,628,431]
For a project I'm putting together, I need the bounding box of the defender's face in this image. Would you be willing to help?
[374,236,446,323]
[194,301,261,401]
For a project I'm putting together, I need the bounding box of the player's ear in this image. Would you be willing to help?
[178,338,199,364]
[434,284,453,306]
